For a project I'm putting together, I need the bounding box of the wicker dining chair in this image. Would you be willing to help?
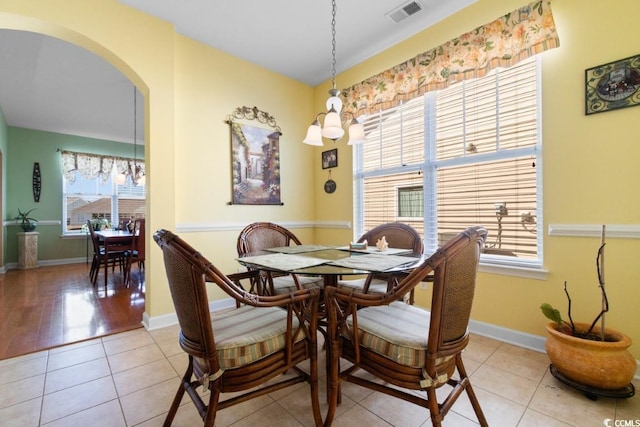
[337,222,424,303]
[237,221,323,295]
[325,226,489,427]
[124,218,145,286]
[154,229,323,427]
[87,220,126,289]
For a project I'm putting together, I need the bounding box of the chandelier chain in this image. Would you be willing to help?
[331,0,337,90]
[133,86,137,167]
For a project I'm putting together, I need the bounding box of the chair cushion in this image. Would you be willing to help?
[346,301,430,368]
[213,305,304,369]
[337,277,388,294]
[271,275,324,294]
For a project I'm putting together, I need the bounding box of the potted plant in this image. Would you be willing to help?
[15,208,38,232]
[540,225,635,395]
[81,217,111,233]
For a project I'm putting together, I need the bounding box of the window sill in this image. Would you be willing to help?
[479,259,547,280]
[60,233,88,240]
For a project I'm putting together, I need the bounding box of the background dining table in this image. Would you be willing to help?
[93,229,134,287]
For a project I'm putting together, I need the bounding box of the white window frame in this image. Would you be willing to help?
[353,57,545,278]
[62,167,145,235]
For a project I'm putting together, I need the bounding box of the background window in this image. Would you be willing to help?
[63,169,145,234]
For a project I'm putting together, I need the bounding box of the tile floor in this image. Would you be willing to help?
[0,323,638,426]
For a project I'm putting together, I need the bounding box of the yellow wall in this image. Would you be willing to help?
[312,0,640,359]
[0,0,317,316]
[2,0,639,360]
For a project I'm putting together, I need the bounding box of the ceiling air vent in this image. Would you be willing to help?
[386,1,424,24]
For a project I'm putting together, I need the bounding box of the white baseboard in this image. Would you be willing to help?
[143,298,236,330]
[468,318,547,353]
[1,258,86,273]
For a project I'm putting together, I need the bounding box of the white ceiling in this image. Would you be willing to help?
[0,0,476,143]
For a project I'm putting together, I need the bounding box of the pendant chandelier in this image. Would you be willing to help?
[115,86,145,186]
[303,0,366,146]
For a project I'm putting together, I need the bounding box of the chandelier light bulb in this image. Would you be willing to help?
[321,109,345,140]
[303,120,324,146]
[347,118,366,145]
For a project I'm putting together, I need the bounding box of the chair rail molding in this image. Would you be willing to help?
[548,224,640,239]
[176,220,351,233]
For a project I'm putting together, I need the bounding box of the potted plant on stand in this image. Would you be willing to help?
[15,208,38,232]
[540,225,635,399]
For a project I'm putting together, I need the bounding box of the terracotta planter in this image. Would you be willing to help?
[545,322,636,390]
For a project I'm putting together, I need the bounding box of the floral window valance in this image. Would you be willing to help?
[342,0,560,115]
[61,150,145,184]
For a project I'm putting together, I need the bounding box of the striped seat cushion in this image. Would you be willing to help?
[213,305,304,369]
[337,277,388,294]
[346,301,430,368]
[271,275,323,294]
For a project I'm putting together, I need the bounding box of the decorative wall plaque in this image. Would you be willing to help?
[32,162,41,203]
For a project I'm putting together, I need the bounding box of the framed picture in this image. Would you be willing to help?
[585,54,640,115]
[230,122,281,205]
[322,148,338,169]
[227,106,283,205]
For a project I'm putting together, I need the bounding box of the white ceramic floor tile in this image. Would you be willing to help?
[0,397,42,427]
[40,376,117,424]
[0,374,45,410]
[40,399,126,427]
[0,323,636,427]
[46,343,105,372]
[43,357,111,394]
[0,355,47,385]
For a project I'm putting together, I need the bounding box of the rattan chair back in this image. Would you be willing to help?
[154,229,322,427]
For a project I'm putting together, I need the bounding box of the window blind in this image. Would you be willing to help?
[354,57,541,265]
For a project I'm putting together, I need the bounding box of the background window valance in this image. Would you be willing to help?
[342,0,559,115]
[61,150,145,184]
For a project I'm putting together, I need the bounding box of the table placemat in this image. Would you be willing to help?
[238,253,329,271]
[335,246,412,255]
[266,245,334,254]
[327,253,420,272]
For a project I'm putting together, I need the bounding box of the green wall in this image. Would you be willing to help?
[4,127,145,264]
[0,107,7,266]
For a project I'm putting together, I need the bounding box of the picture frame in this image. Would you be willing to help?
[227,106,283,205]
[322,148,338,169]
[585,54,640,115]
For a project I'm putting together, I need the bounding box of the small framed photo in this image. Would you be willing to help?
[585,54,640,115]
[322,148,338,169]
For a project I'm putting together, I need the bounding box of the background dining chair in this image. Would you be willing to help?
[87,220,126,289]
[154,229,322,427]
[124,218,145,287]
[325,226,489,427]
[337,222,424,303]
[236,221,323,295]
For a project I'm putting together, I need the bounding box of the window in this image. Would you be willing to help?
[397,186,424,218]
[63,168,145,234]
[354,57,541,268]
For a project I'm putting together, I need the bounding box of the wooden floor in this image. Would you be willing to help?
[0,261,145,360]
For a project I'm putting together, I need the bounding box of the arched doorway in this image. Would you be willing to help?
[0,25,150,357]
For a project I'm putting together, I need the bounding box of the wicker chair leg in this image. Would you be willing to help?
[203,389,220,427]
[163,359,192,427]
[324,340,341,426]
[457,358,489,427]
